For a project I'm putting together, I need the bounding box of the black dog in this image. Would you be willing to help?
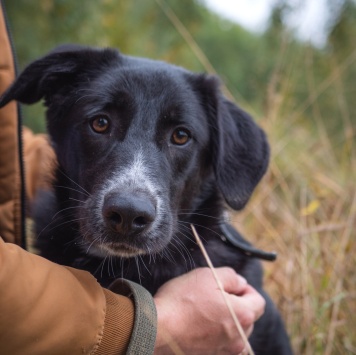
[0,45,292,354]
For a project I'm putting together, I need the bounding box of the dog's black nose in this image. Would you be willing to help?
[102,193,156,236]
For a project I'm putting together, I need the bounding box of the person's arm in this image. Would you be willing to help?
[1,236,265,355]
[0,237,146,355]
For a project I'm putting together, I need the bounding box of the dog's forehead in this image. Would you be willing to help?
[94,56,193,101]
[80,56,205,127]
[122,54,190,80]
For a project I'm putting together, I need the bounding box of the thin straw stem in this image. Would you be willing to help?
[191,224,255,355]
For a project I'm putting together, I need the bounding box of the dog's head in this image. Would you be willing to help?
[0,45,269,258]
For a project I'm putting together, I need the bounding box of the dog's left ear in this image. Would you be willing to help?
[189,74,270,210]
[0,44,120,107]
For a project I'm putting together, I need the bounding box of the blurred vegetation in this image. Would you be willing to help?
[3,0,355,353]
[6,0,355,141]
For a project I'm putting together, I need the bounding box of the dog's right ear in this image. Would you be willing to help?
[188,73,269,211]
[0,45,120,107]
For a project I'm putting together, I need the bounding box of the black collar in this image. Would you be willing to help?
[219,223,277,262]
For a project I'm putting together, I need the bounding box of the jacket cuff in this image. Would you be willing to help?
[95,289,134,355]
[109,279,157,355]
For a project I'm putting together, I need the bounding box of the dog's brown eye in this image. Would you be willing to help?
[171,128,191,145]
[91,116,110,133]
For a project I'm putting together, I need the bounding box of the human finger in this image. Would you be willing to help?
[237,284,266,319]
[228,285,266,327]
[214,267,248,295]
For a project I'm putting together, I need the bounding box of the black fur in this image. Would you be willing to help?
[0,45,292,354]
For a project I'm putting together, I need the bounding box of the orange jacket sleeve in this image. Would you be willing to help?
[0,237,135,354]
[0,0,22,245]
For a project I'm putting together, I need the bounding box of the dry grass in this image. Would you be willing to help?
[230,60,356,354]
[236,143,356,354]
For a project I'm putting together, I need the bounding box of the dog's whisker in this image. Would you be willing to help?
[37,217,89,239]
[53,185,90,197]
[91,254,107,279]
[162,246,177,265]
[110,255,115,278]
[110,255,117,278]
[77,229,101,253]
[135,257,142,285]
[63,234,85,248]
[120,258,124,279]
[100,254,109,280]
[107,254,112,277]
[173,234,196,270]
[86,236,99,254]
[170,238,194,271]
[139,255,151,275]
[145,246,153,265]
[178,212,222,220]
[179,221,223,241]
[50,205,82,221]
[178,209,239,223]
[149,246,157,264]
[176,238,196,266]
[176,223,197,244]
[68,197,86,204]
[57,168,91,196]
[178,208,215,213]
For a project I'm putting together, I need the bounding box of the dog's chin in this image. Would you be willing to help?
[86,241,147,258]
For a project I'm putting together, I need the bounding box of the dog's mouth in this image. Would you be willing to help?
[111,242,145,256]
[93,241,147,258]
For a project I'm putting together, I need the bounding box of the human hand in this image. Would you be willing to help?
[153,267,265,354]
